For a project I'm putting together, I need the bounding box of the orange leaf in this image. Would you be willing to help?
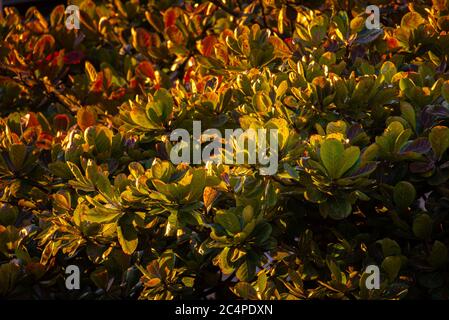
[199,35,217,57]
[77,107,97,130]
[90,72,104,93]
[33,35,56,59]
[136,61,155,80]
[203,186,219,213]
[54,114,71,131]
[163,7,179,28]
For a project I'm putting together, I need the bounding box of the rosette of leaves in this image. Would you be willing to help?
[410,125,449,185]
[48,124,127,181]
[371,121,431,162]
[120,89,174,140]
[224,24,275,69]
[206,205,275,282]
[138,251,196,300]
[301,127,377,219]
[57,160,146,256]
[121,159,210,235]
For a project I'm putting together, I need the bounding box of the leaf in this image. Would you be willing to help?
[326,121,347,135]
[0,204,18,226]
[50,5,65,27]
[401,12,425,30]
[146,278,161,287]
[265,118,289,149]
[33,35,55,59]
[337,146,360,178]
[393,181,416,211]
[203,187,219,213]
[77,107,97,131]
[429,126,449,160]
[380,61,397,83]
[319,198,352,220]
[381,256,402,281]
[8,144,27,171]
[117,219,138,255]
[320,139,344,179]
[130,108,159,130]
[442,81,449,103]
[236,254,257,282]
[215,212,241,234]
[151,89,174,121]
[151,160,174,181]
[135,61,155,80]
[378,238,401,257]
[400,101,416,130]
[84,207,121,223]
[199,35,217,57]
[399,138,431,155]
[253,92,272,113]
[132,28,153,51]
[234,282,257,299]
[85,61,97,82]
[413,214,432,239]
[428,241,448,269]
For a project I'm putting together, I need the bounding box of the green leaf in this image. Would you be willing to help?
[381,256,402,281]
[320,139,344,179]
[378,238,401,257]
[413,214,432,239]
[326,120,347,135]
[117,219,138,255]
[234,282,258,299]
[151,89,174,121]
[0,204,18,226]
[236,254,257,282]
[130,108,160,130]
[84,207,121,223]
[215,212,241,234]
[337,146,360,178]
[442,81,449,103]
[393,181,416,211]
[428,241,448,269]
[8,144,27,171]
[429,126,449,160]
[253,92,272,113]
[400,101,416,131]
[380,61,397,83]
[401,12,425,30]
[319,198,352,220]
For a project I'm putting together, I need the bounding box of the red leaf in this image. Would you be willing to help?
[23,112,40,128]
[163,8,179,28]
[54,114,71,131]
[200,35,217,57]
[135,61,155,80]
[33,35,56,59]
[36,132,53,150]
[166,25,184,45]
[90,72,104,93]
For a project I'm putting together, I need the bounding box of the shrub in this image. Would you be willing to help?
[1,0,449,300]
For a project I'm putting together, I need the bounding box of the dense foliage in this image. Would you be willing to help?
[2,0,449,300]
